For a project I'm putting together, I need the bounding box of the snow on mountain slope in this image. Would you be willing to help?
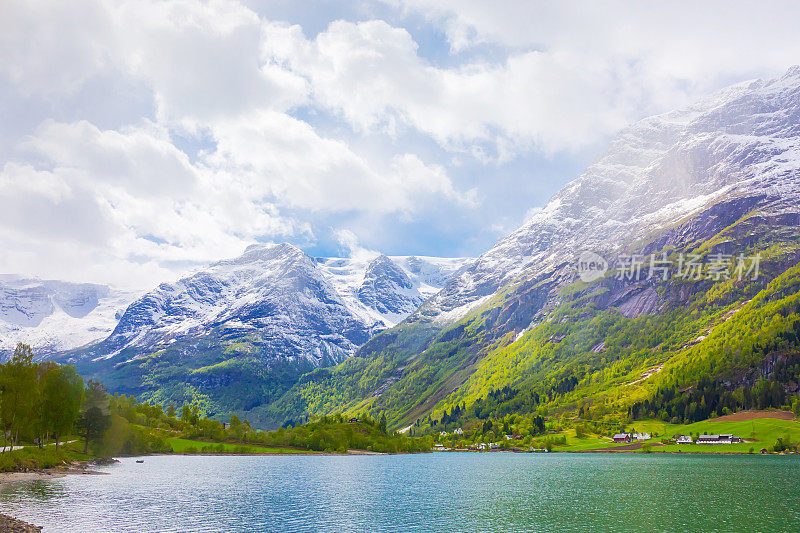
[422,66,800,323]
[318,254,467,328]
[0,276,138,354]
[87,244,468,365]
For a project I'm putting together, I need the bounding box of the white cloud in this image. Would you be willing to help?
[0,0,115,97]
[0,163,72,202]
[205,110,474,213]
[23,120,197,198]
[0,2,477,287]
[0,120,300,287]
[260,20,637,156]
[0,0,308,121]
[2,0,799,288]
[333,228,379,262]
[265,5,800,157]
[115,0,308,127]
[0,111,472,287]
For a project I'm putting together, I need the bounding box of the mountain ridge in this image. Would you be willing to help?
[24,243,470,420]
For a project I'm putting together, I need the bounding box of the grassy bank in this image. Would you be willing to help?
[0,440,90,472]
[165,437,321,455]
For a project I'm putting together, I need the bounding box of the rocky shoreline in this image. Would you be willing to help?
[0,513,42,532]
[0,460,113,532]
[0,460,113,487]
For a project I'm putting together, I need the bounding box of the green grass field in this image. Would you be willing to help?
[165,437,320,455]
[556,414,800,453]
[554,428,636,451]
[0,439,89,472]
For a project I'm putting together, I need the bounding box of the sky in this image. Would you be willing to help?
[2,0,800,289]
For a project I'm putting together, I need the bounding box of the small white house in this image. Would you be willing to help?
[454,428,464,435]
[697,434,742,445]
[676,435,693,445]
[632,432,651,441]
[440,431,448,437]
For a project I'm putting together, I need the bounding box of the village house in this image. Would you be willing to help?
[632,432,651,441]
[453,428,464,435]
[696,434,742,445]
[676,435,693,445]
[612,433,632,443]
[440,431,448,437]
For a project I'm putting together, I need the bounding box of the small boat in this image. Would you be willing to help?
[136,460,145,463]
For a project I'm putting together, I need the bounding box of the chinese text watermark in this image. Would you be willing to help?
[576,252,761,282]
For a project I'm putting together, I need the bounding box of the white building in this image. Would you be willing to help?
[696,434,742,445]
[676,435,693,444]
[632,432,651,441]
[454,428,464,435]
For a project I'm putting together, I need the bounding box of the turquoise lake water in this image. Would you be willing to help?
[1,453,798,532]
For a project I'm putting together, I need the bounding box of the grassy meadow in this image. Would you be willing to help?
[554,412,800,453]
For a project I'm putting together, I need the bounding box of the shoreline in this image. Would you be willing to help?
[0,446,789,486]
[0,460,112,486]
[0,513,42,532]
[149,449,390,457]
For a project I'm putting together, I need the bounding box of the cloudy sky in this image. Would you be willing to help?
[2,0,799,289]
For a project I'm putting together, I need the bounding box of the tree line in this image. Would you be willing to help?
[0,343,113,452]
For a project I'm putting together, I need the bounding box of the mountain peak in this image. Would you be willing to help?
[782,64,800,79]
[422,67,800,321]
[216,243,312,272]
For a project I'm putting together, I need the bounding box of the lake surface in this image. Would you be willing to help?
[2,453,799,532]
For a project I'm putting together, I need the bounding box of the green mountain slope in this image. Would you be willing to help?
[264,203,800,430]
[261,70,800,431]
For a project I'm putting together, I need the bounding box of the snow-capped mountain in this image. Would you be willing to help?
[318,253,467,328]
[261,66,800,429]
[0,276,138,355]
[82,243,467,366]
[422,66,800,325]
